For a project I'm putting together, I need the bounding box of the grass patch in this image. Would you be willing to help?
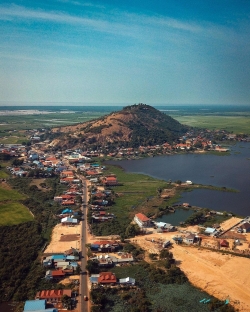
[0,202,33,226]
[0,183,32,226]
[0,170,8,178]
[0,187,26,201]
[105,165,168,219]
[108,264,212,312]
[173,115,250,134]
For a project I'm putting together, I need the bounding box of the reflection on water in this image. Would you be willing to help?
[156,209,194,226]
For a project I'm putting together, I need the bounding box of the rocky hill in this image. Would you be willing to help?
[51,104,188,149]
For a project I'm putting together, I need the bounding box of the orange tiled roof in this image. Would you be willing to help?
[98,272,117,283]
[135,213,150,222]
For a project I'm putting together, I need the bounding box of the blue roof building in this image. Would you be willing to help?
[23,300,46,311]
[61,208,72,214]
[51,254,66,260]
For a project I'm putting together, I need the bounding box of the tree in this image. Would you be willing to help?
[125,224,141,238]
[159,249,173,260]
[149,253,158,260]
[12,158,23,166]
[62,294,72,310]
[86,260,100,274]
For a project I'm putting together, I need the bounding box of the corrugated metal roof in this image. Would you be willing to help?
[23,299,46,311]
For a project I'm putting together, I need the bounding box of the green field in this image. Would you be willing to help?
[104,165,169,218]
[0,111,104,144]
[0,170,8,179]
[0,185,33,226]
[0,187,26,201]
[172,115,250,134]
[1,109,250,144]
[0,202,33,226]
[0,112,103,131]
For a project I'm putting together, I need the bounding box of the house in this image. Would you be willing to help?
[60,170,74,177]
[90,274,100,284]
[239,222,250,233]
[61,208,73,215]
[45,269,66,280]
[155,222,174,231]
[184,233,196,245]
[90,240,120,252]
[204,227,217,235]
[61,200,75,206]
[134,213,151,228]
[64,247,78,256]
[102,176,118,186]
[36,289,72,303]
[60,177,74,184]
[119,277,135,285]
[61,217,78,225]
[23,299,57,312]
[220,239,229,248]
[98,272,117,285]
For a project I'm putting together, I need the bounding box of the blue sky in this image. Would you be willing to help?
[0,0,250,105]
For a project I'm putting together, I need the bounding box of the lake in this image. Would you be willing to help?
[106,142,250,216]
[156,209,194,225]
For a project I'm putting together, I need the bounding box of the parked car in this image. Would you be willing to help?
[84,295,88,301]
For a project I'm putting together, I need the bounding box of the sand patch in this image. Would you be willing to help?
[131,228,250,312]
[44,223,81,253]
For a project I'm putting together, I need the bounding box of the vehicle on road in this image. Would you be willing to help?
[84,295,88,301]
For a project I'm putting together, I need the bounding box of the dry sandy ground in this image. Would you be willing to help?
[44,223,81,253]
[220,217,242,230]
[128,218,250,312]
[46,215,250,311]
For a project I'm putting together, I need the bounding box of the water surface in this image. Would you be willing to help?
[106,142,250,216]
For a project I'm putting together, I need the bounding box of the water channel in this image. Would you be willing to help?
[106,142,250,217]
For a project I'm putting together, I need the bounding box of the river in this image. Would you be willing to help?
[106,142,250,216]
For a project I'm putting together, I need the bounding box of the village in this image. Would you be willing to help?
[1,130,250,312]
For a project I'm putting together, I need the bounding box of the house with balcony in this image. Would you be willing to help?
[134,213,151,228]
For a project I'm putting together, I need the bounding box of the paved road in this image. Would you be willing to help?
[79,177,89,312]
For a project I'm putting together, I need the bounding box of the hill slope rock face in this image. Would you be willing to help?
[52,104,188,148]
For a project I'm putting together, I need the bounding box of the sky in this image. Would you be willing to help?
[0,0,250,106]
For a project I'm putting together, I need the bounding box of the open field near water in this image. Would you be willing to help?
[173,115,250,134]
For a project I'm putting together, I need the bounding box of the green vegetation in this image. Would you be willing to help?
[0,222,44,302]
[184,209,232,227]
[0,169,8,178]
[0,111,105,144]
[90,262,235,312]
[123,104,188,147]
[90,164,169,236]
[173,115,250,134]
[90,165,237,236]
[0,186,26,201]
[0,174,71,303]
[0,202,33,226]
[0,183,33,226]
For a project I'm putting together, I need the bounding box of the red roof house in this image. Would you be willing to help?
[220,239,229,248]
[134,213,151,228]
[98,272,117,284]
[36,289,72,302]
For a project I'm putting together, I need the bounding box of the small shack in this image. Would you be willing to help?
[220,239,229,248]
